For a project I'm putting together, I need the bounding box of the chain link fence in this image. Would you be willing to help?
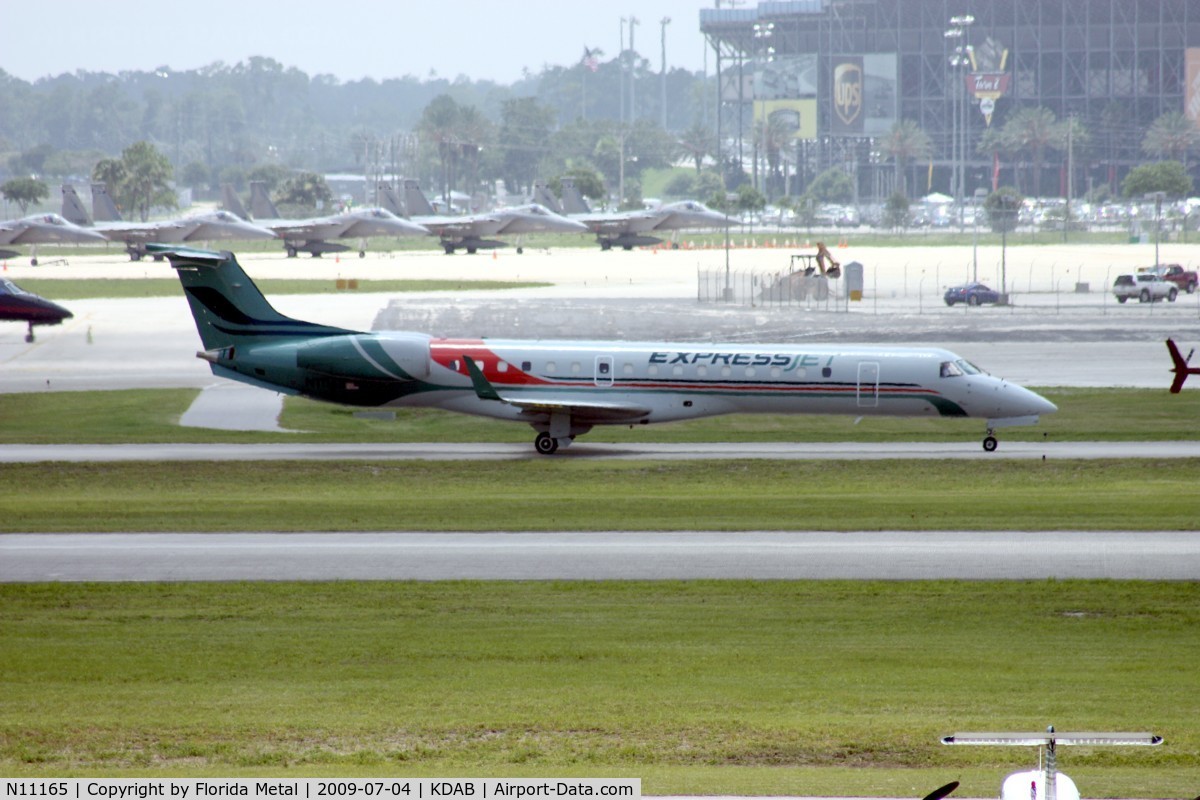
[698,268,849,311]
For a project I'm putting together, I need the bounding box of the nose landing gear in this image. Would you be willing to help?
[982,429,998,452]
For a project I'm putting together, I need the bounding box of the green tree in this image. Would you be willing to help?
[548,166,606,204]
[881,120,931,198]
[1,177,50,215]
[808,167,855,204]
[663,172,696,198]
[1121,161,1193,199]
[735,183,767,222]
[999,107,1059,197]
[247,164,291,194]
[984,186,1024,233]
[116,141,176,221]
[679,120,713,174]
[1141,112,1200,170]
[276,171,333,212]
[499,97,555,195]
[180,162,212,192]
[883,192,910,230]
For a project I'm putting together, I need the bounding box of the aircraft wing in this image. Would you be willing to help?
[415,214,506,238]
[261,218,349,242]
[464,356,650,424]
[91,220,192,244]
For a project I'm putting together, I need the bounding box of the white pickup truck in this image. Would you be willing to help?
[1113,273,1178,303]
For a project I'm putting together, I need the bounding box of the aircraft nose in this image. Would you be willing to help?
[999,382,1057,417]
[551,216,590,233]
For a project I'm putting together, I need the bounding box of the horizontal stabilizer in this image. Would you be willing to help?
[943,732,1161,747]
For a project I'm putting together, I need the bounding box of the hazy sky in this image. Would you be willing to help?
[3,0,719,84]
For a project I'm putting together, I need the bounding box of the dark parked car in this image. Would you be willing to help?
[944,282,1001,306]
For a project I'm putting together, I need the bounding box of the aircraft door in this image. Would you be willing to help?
[857,361,879,407]
[594,355,614,387]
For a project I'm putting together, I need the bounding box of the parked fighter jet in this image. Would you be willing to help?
[391,180,588,254]
[164,245,1056,455]
[544,177,731,250]
[0,212,107,265]
[245,181,429,258]
[61,184,277,261]
[0,278,73,342]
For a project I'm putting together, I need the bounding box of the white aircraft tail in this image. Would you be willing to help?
[60,185,93,226]
[90,182,123,222]
[249,181,281,219]
[943,728,1162,800]
[402,179,437,216]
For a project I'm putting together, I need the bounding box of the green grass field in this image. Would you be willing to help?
[1,581,1196,794]
[1,459,1198,532]
[12,278,548,301]
[0,387,1196,445]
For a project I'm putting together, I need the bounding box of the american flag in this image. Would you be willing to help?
[581,46,601,72]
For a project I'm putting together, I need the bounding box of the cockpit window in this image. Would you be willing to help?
[940,361,963,378]
[956,359,983,375]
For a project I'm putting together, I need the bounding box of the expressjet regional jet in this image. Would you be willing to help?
[165,245,1056,454]
[61,184,277,261]
[245,181,429,258]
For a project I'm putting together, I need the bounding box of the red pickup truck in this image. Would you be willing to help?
[1138,264,1199,293]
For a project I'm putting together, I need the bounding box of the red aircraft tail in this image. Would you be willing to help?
[1166,338,1196,393]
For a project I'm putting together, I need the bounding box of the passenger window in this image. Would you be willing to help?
[570,362,581,374]
[498,361,509,373]
[648,365,659,376]
[697,365,708,377]
[522,361,531,371]
[622,363,634,375]
[545,361,556,373]
[673,365,683,376]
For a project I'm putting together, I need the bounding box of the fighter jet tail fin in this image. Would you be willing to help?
[378,183,406,216]
[221,184,251,220]
[90,183,123,222]
[60,185,93,226]
[560,178,592,214]
[402,179,437,217]
[533,181,562,214]
[249,181,281,219]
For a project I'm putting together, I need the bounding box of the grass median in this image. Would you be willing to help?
[0,580,1195,794]
[2,459,1198,532]
[0,387,1195,445]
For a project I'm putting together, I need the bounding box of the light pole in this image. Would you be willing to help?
[1147,191,1166,267]
[972,187,987,281]
[660,17,671,130]
[628,15,639,122]
[946,15,974,224]
[751,21,775,194]
[619,18,626,127]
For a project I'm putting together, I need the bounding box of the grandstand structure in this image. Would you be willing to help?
[700,0,1200,202]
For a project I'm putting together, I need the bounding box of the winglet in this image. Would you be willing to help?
[463,356,503,401]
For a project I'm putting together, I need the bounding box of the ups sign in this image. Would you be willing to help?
[832,58,864,134]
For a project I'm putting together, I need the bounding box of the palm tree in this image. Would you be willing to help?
[1142,111,1200,171]
[976,125,1013,192]
[881,120,931,197]
[679,120,713,175]
[1000,107,1059,197]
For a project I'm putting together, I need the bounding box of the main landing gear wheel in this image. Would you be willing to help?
[359,250,366,258]
[534,432,559,455]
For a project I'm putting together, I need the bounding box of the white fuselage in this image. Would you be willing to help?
[362,334,1055,426]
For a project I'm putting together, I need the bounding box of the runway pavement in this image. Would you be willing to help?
[2,440,1199,462]
[3,530,1197,581]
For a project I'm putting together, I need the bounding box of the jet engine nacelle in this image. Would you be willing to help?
[297,333,431,381]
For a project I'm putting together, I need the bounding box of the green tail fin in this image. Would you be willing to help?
[159,245,350,351]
